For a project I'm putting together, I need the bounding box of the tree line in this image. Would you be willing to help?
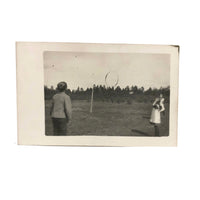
[44,85,170,103]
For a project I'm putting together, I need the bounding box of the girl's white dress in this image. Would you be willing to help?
[150,98,165,124]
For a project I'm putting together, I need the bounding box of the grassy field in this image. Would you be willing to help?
[45,100,169,136]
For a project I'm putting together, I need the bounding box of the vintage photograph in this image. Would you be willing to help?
[44,51,170,137]
[17,42,178,146]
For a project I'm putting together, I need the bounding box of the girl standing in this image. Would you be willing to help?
[150,94,165,136]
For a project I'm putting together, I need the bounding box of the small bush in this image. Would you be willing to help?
[127,99,132,105]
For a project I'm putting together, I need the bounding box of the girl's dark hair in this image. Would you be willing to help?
[57,82,67,92]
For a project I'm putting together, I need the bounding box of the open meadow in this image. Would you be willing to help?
[45,100,169,136]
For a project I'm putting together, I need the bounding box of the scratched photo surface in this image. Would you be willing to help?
[44,51,170,137]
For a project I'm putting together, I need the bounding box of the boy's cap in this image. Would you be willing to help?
[57,82,67,90]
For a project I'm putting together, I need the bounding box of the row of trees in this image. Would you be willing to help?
[44,85,170,103]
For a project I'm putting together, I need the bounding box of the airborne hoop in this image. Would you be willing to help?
[105,71,119,88]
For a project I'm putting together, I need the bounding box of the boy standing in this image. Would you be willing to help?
[50,82,72,135]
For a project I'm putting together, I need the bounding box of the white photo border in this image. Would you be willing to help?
[16,42,179,146]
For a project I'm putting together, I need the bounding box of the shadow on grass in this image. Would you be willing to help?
[131,129,152,137]
[142,115,150,119]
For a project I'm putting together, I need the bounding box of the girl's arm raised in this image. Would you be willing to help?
[159,98,165,112]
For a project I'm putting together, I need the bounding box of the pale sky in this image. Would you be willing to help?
[44,51,170,90]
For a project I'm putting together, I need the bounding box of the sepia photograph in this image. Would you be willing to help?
[44,52,170,137]
[6,2,200,199]
[16,42,179,146]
